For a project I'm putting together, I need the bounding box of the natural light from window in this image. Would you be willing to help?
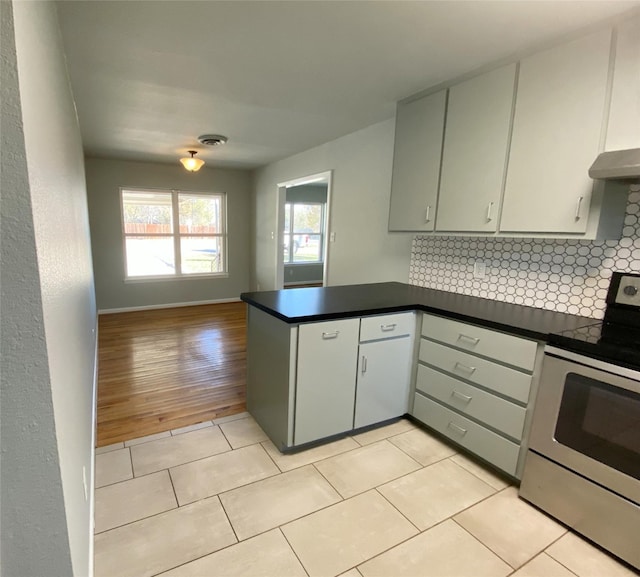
[121,189,227,279]
[283,202,324,264]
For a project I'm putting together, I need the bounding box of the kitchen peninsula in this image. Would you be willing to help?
[241,282,596,477]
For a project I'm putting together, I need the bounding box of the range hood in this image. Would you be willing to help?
[589,148,640,181]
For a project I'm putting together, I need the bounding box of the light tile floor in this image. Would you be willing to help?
[94,416,636,577]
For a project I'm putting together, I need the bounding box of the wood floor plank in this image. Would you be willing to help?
[96,302,247,446]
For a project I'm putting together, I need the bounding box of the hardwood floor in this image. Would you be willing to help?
[96,302,247,446]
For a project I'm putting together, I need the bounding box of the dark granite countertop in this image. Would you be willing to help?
[240,282,597,341]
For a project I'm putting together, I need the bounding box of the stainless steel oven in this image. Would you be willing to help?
[520,272,640,570]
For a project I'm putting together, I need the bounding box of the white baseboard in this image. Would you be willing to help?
[98,297,242,315]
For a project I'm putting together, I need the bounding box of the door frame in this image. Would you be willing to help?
[275,170,333,290]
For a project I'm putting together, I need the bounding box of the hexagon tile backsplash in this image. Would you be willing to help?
[409,184,640,319]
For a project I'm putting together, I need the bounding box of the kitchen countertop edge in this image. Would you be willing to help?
[240,282,597,342]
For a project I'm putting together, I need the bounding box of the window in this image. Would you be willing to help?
[283,202,324,263]
[121,188,227,279]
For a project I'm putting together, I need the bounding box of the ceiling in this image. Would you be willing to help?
[56,1,640,170]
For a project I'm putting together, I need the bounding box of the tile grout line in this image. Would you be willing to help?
[449,484,563,573]
[278,527,311,577]
[452,517,521,572]
[95,493,230,538]
[166,468,180,508]
[540,534,581,577]
[373,486,422,533]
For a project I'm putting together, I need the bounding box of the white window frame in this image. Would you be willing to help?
[283,201,325,265]
[120,187,228,281]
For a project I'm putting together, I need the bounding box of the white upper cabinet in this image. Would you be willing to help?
[436,64,516,232]
[500,29,612,234]
[388,89,446,232]
[606,16,640,151]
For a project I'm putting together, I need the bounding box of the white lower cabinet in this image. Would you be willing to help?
[294,312,415,445]
[355,336,412,428]
[294,318,360,445]
[411,313,540,478]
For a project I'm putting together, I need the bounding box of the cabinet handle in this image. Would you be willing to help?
[457,333,480,346]
[447,422,468,436]
[380,323,397,332]
[454,361,476,374]
[451,390,473,403]
[575,196,584,220]
[486,201,494,222]
[425,205,431,223]
[322,331,339,340]
[361,355,367,374]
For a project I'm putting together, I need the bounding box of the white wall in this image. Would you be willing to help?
[1,1,97,576]
[85,157,252,311]
[253,119,413,290]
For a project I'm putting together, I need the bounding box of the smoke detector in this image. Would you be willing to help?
[198,134,228,146]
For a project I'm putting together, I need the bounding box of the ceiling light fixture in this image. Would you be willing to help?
[180,150,204,172]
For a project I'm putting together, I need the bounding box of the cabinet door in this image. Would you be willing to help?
[436,64,516,232]
[501,29,612,233]
[388,90,446,231]
[606,16,640,151]
[354,337,412,429]
[295,318,360,445]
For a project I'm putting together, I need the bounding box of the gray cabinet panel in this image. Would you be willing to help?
[436,64,516,232]
[295,318,360,445]
[412,393,520,476]
[416,364,526,440]
[355,337,412,428]
[419,339,532,404]
[501,29,612,233]
[389,90,447,231]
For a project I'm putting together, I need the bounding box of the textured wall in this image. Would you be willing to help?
[409,185,640,319]
[1,1,97,576]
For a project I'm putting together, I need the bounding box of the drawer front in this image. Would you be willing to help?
[412,393,520,476]
[416,364,526,440]
[419,339,532,404]
[422,314,537,371]
[360,312,414,342]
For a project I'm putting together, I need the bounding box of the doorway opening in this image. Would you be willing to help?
[276,171,332,290]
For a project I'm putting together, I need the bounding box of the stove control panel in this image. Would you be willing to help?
[614,273,640,307]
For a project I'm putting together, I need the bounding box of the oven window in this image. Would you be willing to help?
[555,373,640,481]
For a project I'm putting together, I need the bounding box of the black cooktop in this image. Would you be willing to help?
[548,320,640,372]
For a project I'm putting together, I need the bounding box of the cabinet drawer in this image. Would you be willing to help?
[412,393,520,476]
[416,364,526,440]
[419,339,532,404]
[360,312,414,342]
[422,314,537,371]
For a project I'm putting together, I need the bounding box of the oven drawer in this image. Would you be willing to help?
[416,364,526,440]
[419,339,532,404]
[422,314,537,371]
[360,312,414,342]
[412,392,520,476]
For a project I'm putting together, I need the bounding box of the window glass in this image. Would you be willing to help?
[180,237,224,274]
[283,202,324,264]
[122,191,173,233]
[121,189,226,279]
[125,237,175,276]
[178,194,222,233]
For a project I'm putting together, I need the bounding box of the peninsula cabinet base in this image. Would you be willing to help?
[245,305,415,451]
